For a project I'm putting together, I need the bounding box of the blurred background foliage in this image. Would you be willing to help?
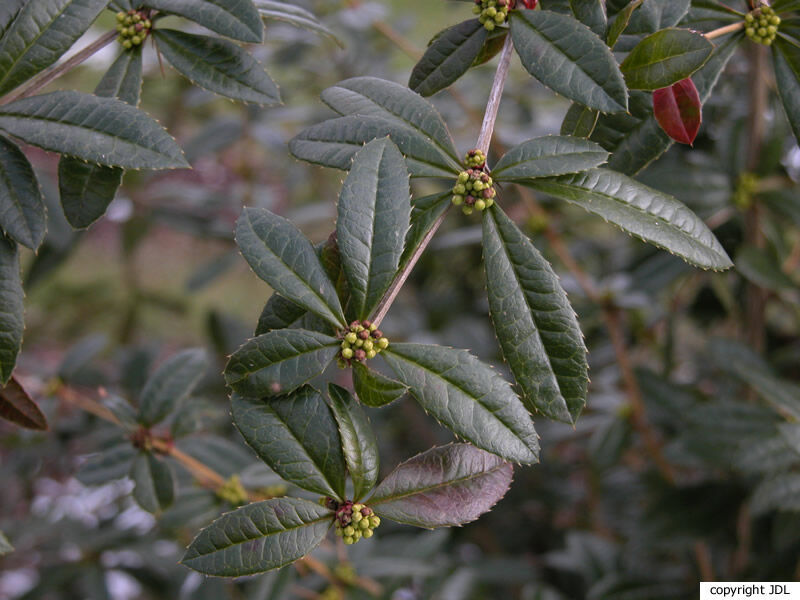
[2,0,800,598]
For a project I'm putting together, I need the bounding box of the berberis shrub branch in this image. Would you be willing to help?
[1,0,799,594]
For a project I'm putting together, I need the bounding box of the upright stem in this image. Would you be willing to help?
[370,35,515,327]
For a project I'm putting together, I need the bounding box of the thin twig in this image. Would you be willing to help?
[705,21,745,40]
[694,541,715,581]
[0,31,118,106]
[477,36,515,155]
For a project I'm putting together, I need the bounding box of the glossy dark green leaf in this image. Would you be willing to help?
[409,19,488,97]
[232,387,347,498]
[0,376,47,430]
[352,362,408,407]
[154,29,280,105]
[492,135,608,181]
[369,444,513,528]
[382,343,539,464]
[524,169,732,269]
[401,192,451,271]
[625,0,690,34]
[483,205,587,423]
[0,0,25,38]
[255,0,342,46]
[143,0,263,42]
[736,246,796,292]
[560,103,600,138]
[182,498,332,576]
[131,452,175,513]
[337,138,410,319]
[77,444,137,485]
[773,36,800,146]
[225,329,339,397]
[751,474,800,515]
[620,28,713,91]
[0,531,13,556]
[0,236,23,385]
[235,207,346,327]
[606,0,643,48]
[510,10,628,112]
[327,384,379,501]
[0,91,188,169]
[0,134,44,249]
[138,348,209,426]
[540,0,607,37]
[0,0,109,96]
[58,48,143,229]
[256,294,307,335]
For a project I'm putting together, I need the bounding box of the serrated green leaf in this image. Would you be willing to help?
[540,0,608,38]
[382,343,539,464]
[232,387,347,498]
[606,0,643,48]
[337,138,410,319]
[736,436,800,474]
[736,245,796,292]
[225,329,339,397]
[751,473,800,515]
[256,294,307,335]
[327,384,379,501]
[369,444,513,528]
[0,531,13,556]
[401,192,451,271]
[236,207,345,327]
[780,424,800,457]
[560,103,600,138]
[77,444,137,485]
[620,28,713,91]
[143,0,263,42]
[138,348,208,426]
[0,0,26,39]
[255,0,342,46]
[523,168,732,270]
[352,362,408,407]
[0,0,109,97]
[131,451,175,513]
[181,497,332,576]
[492,135,608,181]
[153,29,280,105]
[59,48,143,229]
[483,205,587,424]
[626,0,690,34]
[320,77,460,165]
[774,36,800,146]
[0,236,23,385]
[510,10,628,112]
[0,376,47,430]
[0,91,188,169]
[409,19,488,97]
[0,134,45,249]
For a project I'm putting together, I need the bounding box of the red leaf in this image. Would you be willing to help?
[520,0,538,7]
[653,78,702,146]
[0,376,48,430]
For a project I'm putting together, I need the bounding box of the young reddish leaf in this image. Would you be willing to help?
[653,78,701,145]
[0,376,47,430]
[520,0,538,8]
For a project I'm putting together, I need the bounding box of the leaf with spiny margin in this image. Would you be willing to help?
[182,497,332,576]
[142,0,263,43]
[0,135,44,249]
[773,36,800,147]
[492,135,608,181]
[153,30,280,105]
[328,384,379,501]
[59,48,143,229]
[0,376,48,430]
[0,236,23,385]
[625,0,690,34]
[232,387,347,498]
[539,0,608,38]
[523,168,732,270]
[320,77,460,165]
[337,138,410,319]
[606,0,642,48]
[483,205,587,424]
[0,531,12,556]
[409,19,488,97]
[561,103,600,138]
[0,0,109,97]
[369,444,513,529]
[77,444,137,485]
[620,28,713,91]
[352,362,408,407]
[381,343,540,464]
[138,348,209,426]
[751,473,800,515]
[0,91,188,169]
[225,329,339,397]
[235,207,346,327]
[255,0,342,46]
[256,294,307,335]
[131,451,175,514]
[401,192,451,271]
[509,10,628,113]
[289,115,459,178]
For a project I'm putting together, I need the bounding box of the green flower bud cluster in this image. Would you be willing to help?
[116,10,152,49]
[745,5,781,45]
[216,474,248,506]
[257,483,287,498]
[472,0,514,31]
[452,168,496,215]
[338,320,389,366]
[464,148,487,169]
[333,501,381,545]
[320,587,344,600]
[333,563,357,585]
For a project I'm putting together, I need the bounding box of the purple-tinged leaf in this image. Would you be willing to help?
[0,376,47,430]
[653,78,701,145]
